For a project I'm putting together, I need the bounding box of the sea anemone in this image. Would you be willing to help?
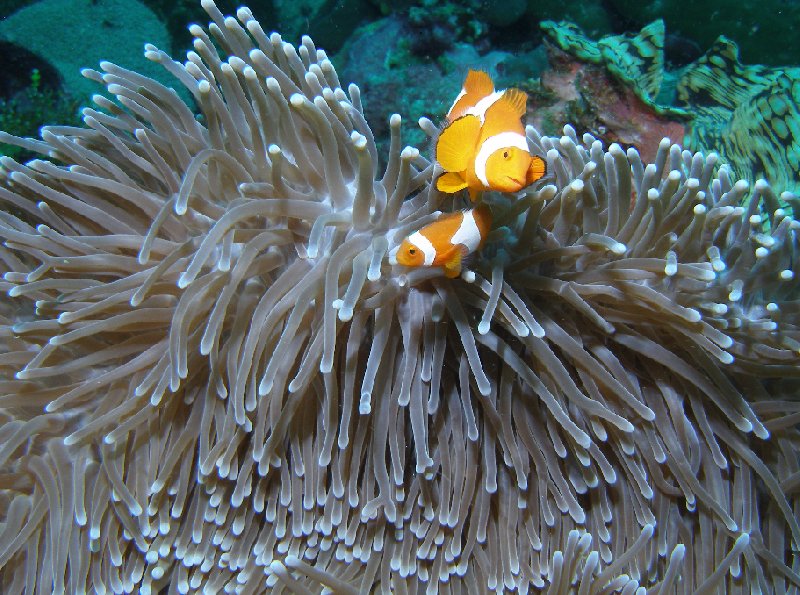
[0,1,798,593]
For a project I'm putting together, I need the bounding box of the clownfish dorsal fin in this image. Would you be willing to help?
[436,115,481,172]
[484,91,527,124]
[501,88,528,119]
[463,69,494,96]
[436,172,469,194]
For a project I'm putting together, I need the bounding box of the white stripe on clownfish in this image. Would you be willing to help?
[407,230,437,266]
[448,88,467,116]
[391,205,492,278]
[474,131,530,187]
[450,209,482,253]
[465,91,505,122]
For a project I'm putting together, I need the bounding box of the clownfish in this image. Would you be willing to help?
[390,205,492,278]
[436,70,546,201]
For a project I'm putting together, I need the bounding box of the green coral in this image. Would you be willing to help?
[541,19,690,119]
[542,19,800,209]
[384,37,414,71]
[676,38,800,206]
[607,0,800,66]
[0,69,82,162]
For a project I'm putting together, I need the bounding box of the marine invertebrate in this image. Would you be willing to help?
[541,19,800,200]
[536,19,690,162]
[606,0,800,66]
[676,37,800,201]
[540,19,685,117]
[0,2,798,593]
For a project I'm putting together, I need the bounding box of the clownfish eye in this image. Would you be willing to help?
[409,248,416,255]
[503,150,509,159]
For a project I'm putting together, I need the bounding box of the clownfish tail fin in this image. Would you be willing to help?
[474,203,493,230]
[472,204,493,249]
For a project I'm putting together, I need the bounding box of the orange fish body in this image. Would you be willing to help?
[437,70,546,201]
[390,205,492,278]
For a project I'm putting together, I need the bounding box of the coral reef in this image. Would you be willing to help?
[271,0,376,54]
[0,2,799,593]
[676,37,800,204]
[0,68,82,163]
[534,21,688,163]
[337,17,545,161]
[540,19,800,204]
[541,20,686,117]
[0,0,174,101]
[608,0,800,66]
[525,0,612,37]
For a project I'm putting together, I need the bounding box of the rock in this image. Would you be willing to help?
[0,0,174,101]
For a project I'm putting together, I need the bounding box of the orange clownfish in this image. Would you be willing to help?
[390,205,492,278]
[436,70,546,201]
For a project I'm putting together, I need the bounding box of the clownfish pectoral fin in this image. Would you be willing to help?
[444,245,468,278]
[436,115,481,172]
[437,172,469,194]
[501,88,528,119]
[464,70,494,96]
[527,155,547,184]
[467,187,482,203]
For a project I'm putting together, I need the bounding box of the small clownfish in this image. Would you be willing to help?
[390,205,492,278]
[436,70,546,201]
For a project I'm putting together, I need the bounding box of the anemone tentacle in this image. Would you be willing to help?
[0,2,798,593]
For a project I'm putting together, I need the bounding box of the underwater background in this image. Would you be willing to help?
[0,0,799,593]
[2,0,800,193]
